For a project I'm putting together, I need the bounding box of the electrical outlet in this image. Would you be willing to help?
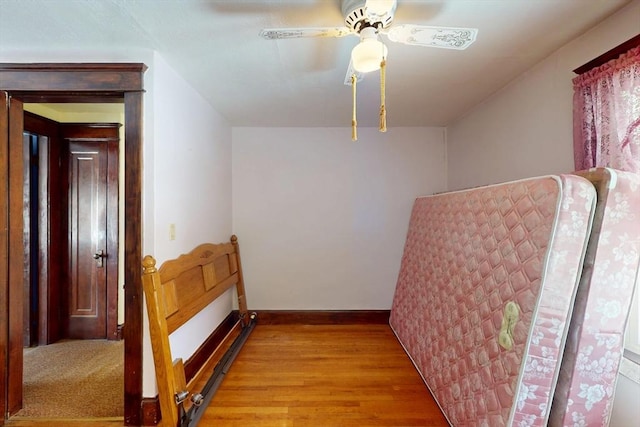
[169,223,176,240]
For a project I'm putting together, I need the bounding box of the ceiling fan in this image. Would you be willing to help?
[259,0,478,84]
[260,0,477,140]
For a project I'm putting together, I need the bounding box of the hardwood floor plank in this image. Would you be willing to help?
[204,324,448,426]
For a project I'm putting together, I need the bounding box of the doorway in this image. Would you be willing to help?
[20,111,124,418]
[23,110,121,344]
[0,63,146,426]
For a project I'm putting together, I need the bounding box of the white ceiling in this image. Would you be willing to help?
[0,0,632,127]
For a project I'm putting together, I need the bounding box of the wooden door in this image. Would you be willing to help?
[23,112,65,345]
[1,93,26,419]
[63,124,119,340]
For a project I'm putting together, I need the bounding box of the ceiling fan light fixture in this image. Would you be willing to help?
[351,27,387,73]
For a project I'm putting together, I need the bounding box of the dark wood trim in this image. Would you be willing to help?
[59,122,122,138]
[7,98,25,415]
[0,63,146,71]
[183,311,240,382]
[255,310,391,325]
[123,89,144,426]
[141,397,161,426]
[0,91,9,427]
[573,33,640,74]
[0,63,146,92]
[0,63,146,426]
[9,92,124,103]
[23,111,60,133]
[47,127,66,344]
[103,129,122,348]
[117,323,124,340]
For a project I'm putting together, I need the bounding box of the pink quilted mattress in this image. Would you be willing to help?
[390,175,597,426]
[550,168,640,426]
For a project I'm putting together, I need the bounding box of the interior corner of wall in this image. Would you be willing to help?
[442,126,448,148]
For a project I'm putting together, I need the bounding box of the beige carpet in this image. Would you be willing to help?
[16,340,123,418]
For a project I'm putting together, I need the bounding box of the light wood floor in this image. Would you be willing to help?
[7,324,448,427]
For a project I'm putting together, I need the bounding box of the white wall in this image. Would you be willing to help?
[150,52,233,261]
[142,52,234,396]
[232,127,447,310]
[445,1,640,424]
[611,371,640,424]
[446,0,640,191]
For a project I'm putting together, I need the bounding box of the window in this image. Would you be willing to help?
[573,35,640,360]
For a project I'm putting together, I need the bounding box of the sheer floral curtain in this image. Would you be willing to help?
[573,46,640,173]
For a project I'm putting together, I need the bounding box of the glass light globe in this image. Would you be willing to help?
[351,28,388,73]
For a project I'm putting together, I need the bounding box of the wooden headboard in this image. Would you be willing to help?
[142,235,255,427]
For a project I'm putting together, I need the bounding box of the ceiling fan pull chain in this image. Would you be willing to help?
[379,58,387,133]
[351,73,358,141]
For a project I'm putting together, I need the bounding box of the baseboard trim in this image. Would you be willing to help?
[183,310,239,382]
[140,397,160,426]
[255,310,391,325]
[116,323,124,340]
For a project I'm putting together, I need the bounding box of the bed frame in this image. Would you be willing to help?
[142,235,256,427]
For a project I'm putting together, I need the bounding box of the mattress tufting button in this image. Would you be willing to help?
[499,301,519,351]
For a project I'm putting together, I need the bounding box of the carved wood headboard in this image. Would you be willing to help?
[142,235,253,427]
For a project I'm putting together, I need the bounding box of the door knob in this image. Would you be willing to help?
[93,250,106,267]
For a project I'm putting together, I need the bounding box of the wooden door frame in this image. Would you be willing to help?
[0,63,146,426]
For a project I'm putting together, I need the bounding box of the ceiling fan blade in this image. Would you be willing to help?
[344,59,364,86]
[386,25,478,50]
[260,27,352,40]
